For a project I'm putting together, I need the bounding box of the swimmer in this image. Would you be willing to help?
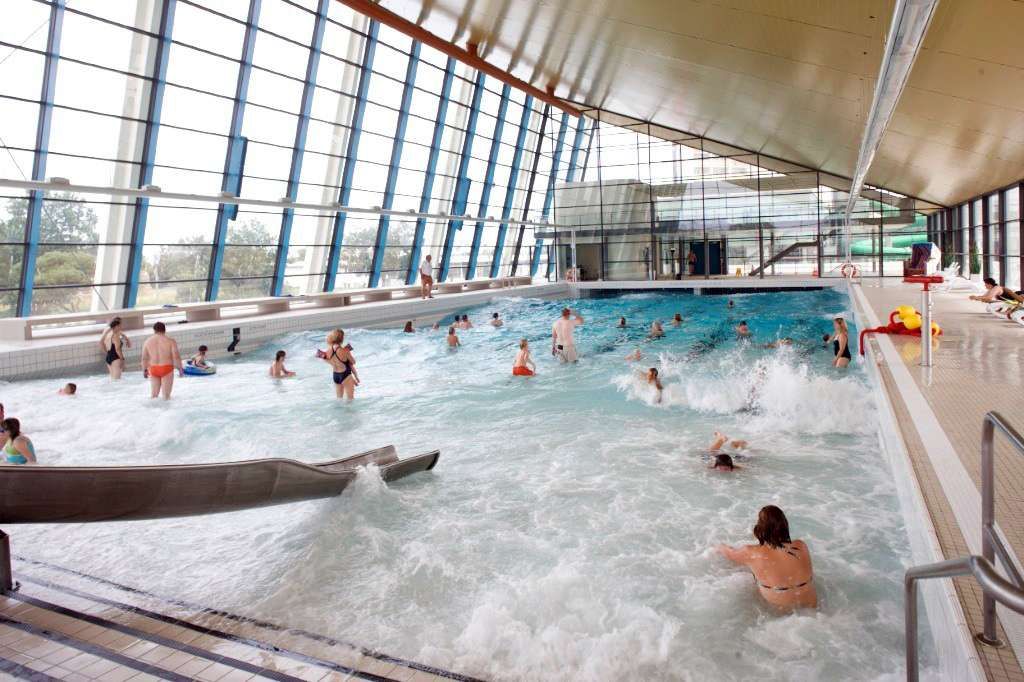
[2,418,37,465]
[648,321,665,339]
[490,313,504,328]
[269,350,295,378]
[403,320,415,333]
[709,431,748,451]
[646,367,663,403]
[625,348,643,362]
[715,505,817,610]
[447,326,461,348]
[828,317,851,368]
[99,316,130,380]
[322,329,358,399]
[512,339,536,376]
[616,316,627,328]
[58,383,77,396]
[709,453,740,471]
[141,322,183,400]
[189,344,209,369]
[672,313,683,327]
[431,321,440,331]
[727,300,735,309]
[762,337,794,349]
[460,314,473,329]
[735,320,751,338]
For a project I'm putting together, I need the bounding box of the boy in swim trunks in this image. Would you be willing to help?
[513,339,536,376]
[141,321,183,400]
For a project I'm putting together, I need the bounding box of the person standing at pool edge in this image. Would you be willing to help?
[552,307,584,362]
[419,254,434,299]
[141,322,183,400]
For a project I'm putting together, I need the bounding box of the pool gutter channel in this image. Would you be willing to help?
[848,280,986,681]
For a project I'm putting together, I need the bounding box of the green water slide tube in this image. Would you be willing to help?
[850,232,928,257]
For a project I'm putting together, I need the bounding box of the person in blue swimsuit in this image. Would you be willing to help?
[322,329,358,399]
[2,418,36,465]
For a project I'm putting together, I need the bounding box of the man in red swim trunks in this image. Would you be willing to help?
[141,321,183,400]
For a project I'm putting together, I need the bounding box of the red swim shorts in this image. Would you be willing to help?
[512,366,534,376]
[149,364,174,378]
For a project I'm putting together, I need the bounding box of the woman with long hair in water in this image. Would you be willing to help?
[829,317,851,368]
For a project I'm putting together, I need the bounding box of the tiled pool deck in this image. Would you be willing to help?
[857,279,1024,681]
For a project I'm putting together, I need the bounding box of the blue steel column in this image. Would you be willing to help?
[368,42,419,288]
[323,22,379,292]
[489,94,533,278]
[532,112,569,275]
[206,0,260,301]
[564,114,587,183]
[17,0,65,317]
[438,70,486,283]
[272,0,331,296]
[465,83,510,280]
[123,0,176,309]
[404,57,456,285]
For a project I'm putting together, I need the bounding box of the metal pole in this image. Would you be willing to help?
[0,531,12,593]
[920,285,933,367]
[906,575,919,682]
[980,417,1002,646]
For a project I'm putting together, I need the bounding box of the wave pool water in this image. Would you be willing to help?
[2,289,930,680]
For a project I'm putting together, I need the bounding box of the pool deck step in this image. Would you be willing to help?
[1,559,478,682]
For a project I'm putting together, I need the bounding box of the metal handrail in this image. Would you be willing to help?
[905,411,1024,680]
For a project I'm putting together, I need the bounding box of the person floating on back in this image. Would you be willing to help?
[552,307,584,363]
[490,313,504,328]
[716,505,818,610]
[58,383,77,396]
[141,322,183,400]
[2,418,37,465]
[709,431,748,451]
[269,350,295,378]
[513,339,536,376]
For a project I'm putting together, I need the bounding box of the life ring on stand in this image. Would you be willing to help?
[840,263,860,279]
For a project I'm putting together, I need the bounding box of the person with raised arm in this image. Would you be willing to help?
[551,307,584,363]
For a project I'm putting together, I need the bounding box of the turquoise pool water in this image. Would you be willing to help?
[3,289,927,680]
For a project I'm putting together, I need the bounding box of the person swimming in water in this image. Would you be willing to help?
[648,321,665,339]
[189,345,209,369]
[762,338,794,349]
[625,348,643,362]
[735,320,751,338]
[671,313,683,327]
[269,350,295,378]
[715,505,818,610]
[828,317,851,368]
[2,418,37,465]
[727,300,735,309]
[513,339,536,376]
[322,329,358,399]
[709,453,739,471]
[403,320,415,333]
[141,322,184,400]
[617,316,627,328]
[447,326,461,348]
[460,314,473,329]
[99,317,131,380]
[58,383,77,396]
[490,313,504,328]
[646,367,663,403]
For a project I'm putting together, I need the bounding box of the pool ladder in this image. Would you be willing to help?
[905,411,1024,681]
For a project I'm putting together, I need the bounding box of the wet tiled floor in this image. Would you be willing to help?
[859,279,1024,681]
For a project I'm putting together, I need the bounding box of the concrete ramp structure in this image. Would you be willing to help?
[0,446,439,524]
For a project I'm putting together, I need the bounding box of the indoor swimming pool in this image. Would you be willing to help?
[2,289,932,680]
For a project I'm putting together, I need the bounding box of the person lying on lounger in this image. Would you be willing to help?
[970,277,1007,303]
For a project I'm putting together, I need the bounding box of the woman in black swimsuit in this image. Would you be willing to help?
[322,329,358,399]
[99,317,130,380]
[829,317,851,368]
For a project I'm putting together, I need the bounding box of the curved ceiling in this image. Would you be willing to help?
[370,0,1024,206]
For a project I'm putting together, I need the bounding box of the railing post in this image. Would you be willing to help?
[905,574,919,682]
[979,416,1003,646]
[920,284,933,367]
[0,530,13,593]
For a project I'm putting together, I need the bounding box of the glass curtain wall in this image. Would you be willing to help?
[940,183,1022,290]
[547,110,943,281]
[0,0,563,317]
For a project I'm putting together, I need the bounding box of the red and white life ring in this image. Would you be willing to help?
[840,263,860,279]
